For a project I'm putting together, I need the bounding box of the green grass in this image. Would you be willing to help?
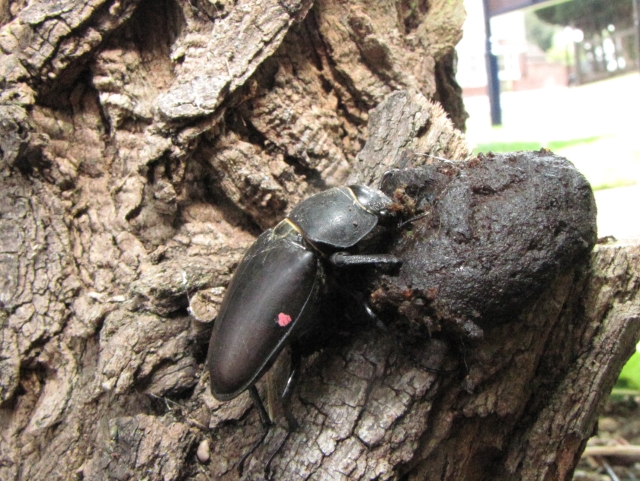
[471,133,640,191]
[591,179,638,190]
[474,141,544,152]
[473,136,602,155]
[616,349,640,391]
[464,73,640,192]
[548,136,603,150]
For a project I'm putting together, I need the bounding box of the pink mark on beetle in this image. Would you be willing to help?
[277,312,292,327]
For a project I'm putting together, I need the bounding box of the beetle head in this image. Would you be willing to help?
[349,185,394,218]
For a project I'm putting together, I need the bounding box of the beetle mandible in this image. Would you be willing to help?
[206,183,403,473]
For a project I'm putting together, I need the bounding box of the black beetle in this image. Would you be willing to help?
[206,183,403,473]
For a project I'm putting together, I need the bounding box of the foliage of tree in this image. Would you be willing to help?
[525,10,559,52]
[535,0,634,37]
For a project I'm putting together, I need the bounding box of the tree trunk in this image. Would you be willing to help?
[0,2,638,481]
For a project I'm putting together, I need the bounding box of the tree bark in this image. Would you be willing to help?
[0,1,638,481]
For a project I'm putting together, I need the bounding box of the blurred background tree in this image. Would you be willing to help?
[525,10,558,52]
[535,0,634,34]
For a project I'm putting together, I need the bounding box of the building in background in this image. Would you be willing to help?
[457,0,640,96]
[456,0,568,96]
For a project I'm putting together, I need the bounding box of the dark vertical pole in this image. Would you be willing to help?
[483,0,502,126]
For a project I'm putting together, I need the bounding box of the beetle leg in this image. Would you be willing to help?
[264,347,302,479]
[329,252,402,267]
[281,347,301,432]
[249,384,273,427]
[361,299,388,331]
[342,290,458,375]
[237,385,273,476]
[378,168,401,190]
[339,289,388,331]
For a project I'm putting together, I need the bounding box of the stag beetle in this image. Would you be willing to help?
[206,182,404,474]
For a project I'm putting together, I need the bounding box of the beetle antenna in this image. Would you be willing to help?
[398,211,430,229]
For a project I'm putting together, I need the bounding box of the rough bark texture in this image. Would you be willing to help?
[0,1,638,481]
